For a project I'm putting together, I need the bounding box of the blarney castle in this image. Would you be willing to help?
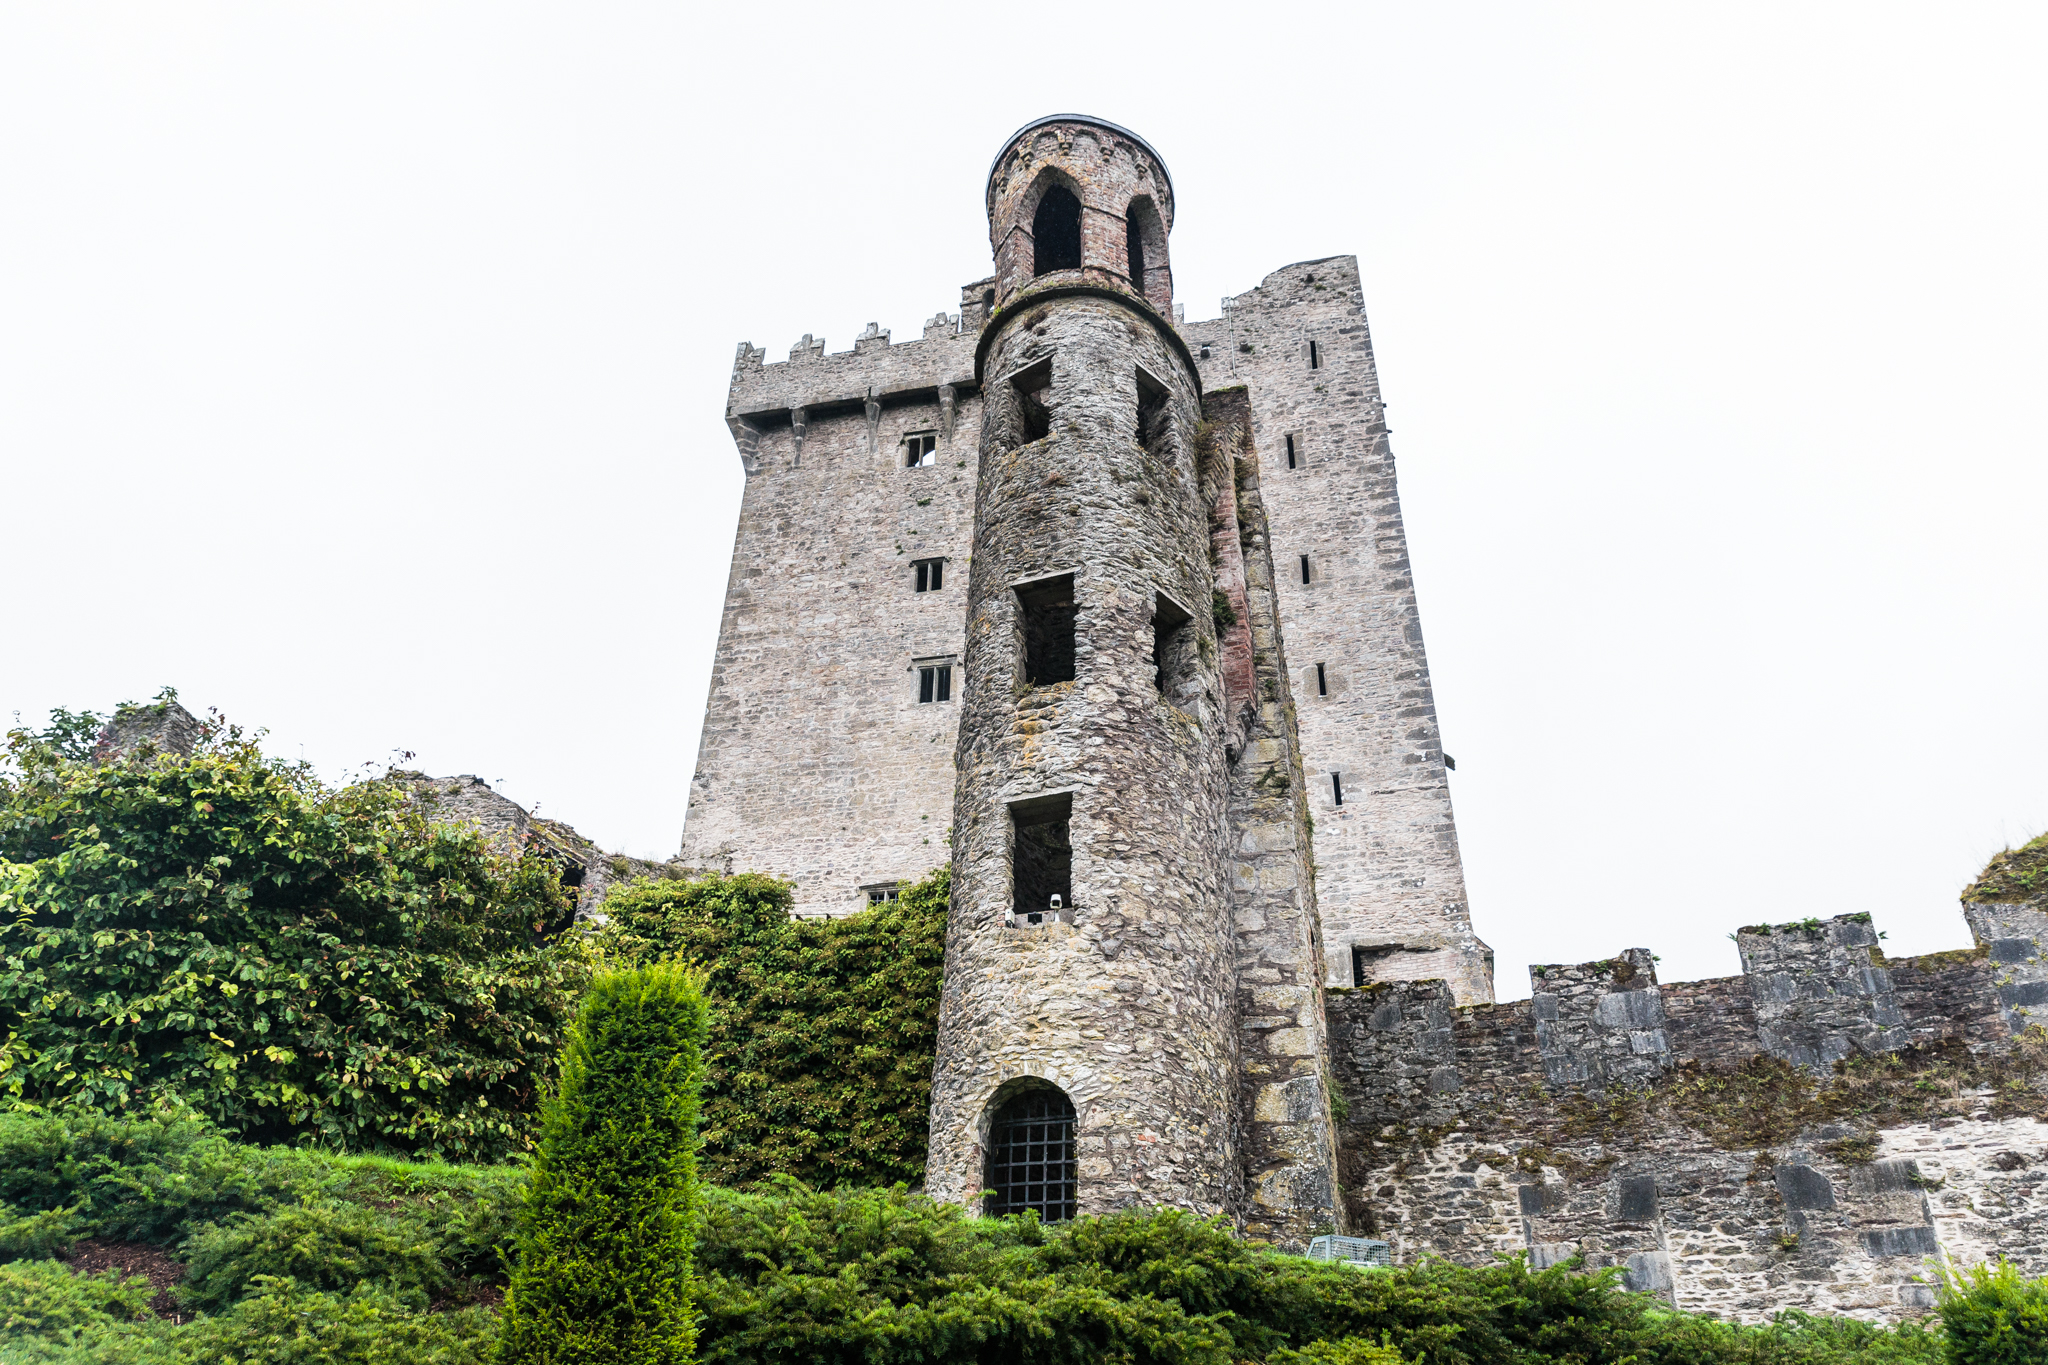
[681,116,2048,1320]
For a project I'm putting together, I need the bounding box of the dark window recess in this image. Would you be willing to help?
[1126,219,1145,293]
[1353,944,1398,987]
[983,288,996,312]
[904,432,937,467]
[985,1088,1077,1221]
[1032,185,1083,275]
[918,665,953,703]
[1010,791,1072,921]
[1299,554,1313,585]
[867,885,899,906]
[1152,592,1195,700]
[1316,662,1328,696]
[1016,574,1076,686]
[1011,358,1053,445]
[1332,772,1345,806]
[914,558,945,592]
[1134,367,1169,452]
[1308,339,1322,369]
[1198,344,1212,360]
[1285,434,1298,469]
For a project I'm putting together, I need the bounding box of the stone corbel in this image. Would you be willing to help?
[864,386,882,460]
[938,384,957,443]
[726,415,762,476]
[789,406,807,468]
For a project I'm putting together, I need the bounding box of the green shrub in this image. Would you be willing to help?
[1936,1258,2048,1365]
[0,712,591,1161]
[180,1201,450,1313]
[592,866,947,1187]
[0,1257,154,1338]
[497,963,709,1365]
[174,1277,496,1365]
[1268,1340,1402,1365]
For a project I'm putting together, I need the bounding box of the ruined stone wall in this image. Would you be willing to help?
[1181,260,1490,1003]
[680,302,987,917]
[1327,909,2048,1323]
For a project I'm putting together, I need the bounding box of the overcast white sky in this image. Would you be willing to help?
[3,4,2042,996]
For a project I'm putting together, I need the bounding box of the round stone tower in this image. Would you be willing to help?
[924,117,1242,1220]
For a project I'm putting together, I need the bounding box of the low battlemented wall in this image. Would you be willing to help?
[1328,906,2048,1323]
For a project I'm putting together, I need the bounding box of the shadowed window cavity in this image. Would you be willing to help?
[1125,196,1162,300]
[1009,791,1072,921]
[1032,186,1083,275]
[985,1085,1077,1220]
[1152,592,1195,701]
[1135,367,1168,453]
[1015,574,1076,687]
[1010,358,1053,446]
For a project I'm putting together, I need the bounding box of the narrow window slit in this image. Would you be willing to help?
[1151,592,1194,700]
[1285,434,1298,469]
[1015,574,1076,687]
[1316,662,1328,696]
[1299,555,1312,585]
[1009,791,1073,925]
[1010,358,1053,446]
[1134,367,1168,451]
[1032,186,1082,275]
[1308,339,1322,369]
[1332,772,1345,806]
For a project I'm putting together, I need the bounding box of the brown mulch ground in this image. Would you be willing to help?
[64,1239,187,1322]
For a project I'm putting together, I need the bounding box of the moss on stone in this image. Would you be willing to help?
[1963,831,2048,904]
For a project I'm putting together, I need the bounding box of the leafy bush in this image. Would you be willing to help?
[0,1257,154,1340]
[0,713,592,1160]
[498,963,709,1365]
[592,866,947,1187]
[180,1201,450,1313]
[1935,1258,2048,1365]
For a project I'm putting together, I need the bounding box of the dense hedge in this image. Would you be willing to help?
[0,1108,2036,1364]
[591,867,948,1188]
[0,709,590,1160]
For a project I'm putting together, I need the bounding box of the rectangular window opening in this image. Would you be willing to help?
[1308,339,1322,369]
[865,884,900,907]
[1151,592,1195,701]
[1009,791,1073,923]
[1015,573,1076,687]
[1332,772,1345,806]
[903,431,938,467]
[1010,358,1053,445]
[914,557,945,592]
[1299,554,1312,585]
[1316,662,1328,696]
[1285,434,1298,469]
[1134,366,1169,452]
[918,664,953,703]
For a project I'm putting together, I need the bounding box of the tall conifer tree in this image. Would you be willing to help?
[498,964,708,1364]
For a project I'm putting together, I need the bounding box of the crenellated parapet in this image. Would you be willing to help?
[1326,895,2048,1324]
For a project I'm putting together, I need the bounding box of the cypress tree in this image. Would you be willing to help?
[498,963,709,1364]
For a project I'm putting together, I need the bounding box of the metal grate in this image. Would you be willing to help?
[986,1091,1077,1221]
[1307,1234,1392,1268]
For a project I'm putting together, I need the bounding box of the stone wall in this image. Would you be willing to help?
[681,309,987,918]
[1327,907,2048,1323]
[1180,259,1491,1004]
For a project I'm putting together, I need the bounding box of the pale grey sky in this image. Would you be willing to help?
[4,3,2042,995]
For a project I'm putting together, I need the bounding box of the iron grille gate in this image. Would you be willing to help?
[985,1091,1076,1221]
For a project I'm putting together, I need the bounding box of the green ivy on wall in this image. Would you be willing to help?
[592,868,948,1189]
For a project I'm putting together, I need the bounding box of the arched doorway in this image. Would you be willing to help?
[983,1085,1077,1220]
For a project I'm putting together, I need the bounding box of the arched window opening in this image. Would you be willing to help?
[1125,197,1164,302]
[1032,186,1083,276]
[1126,219,1145,295]
[985,1088,1077,1220]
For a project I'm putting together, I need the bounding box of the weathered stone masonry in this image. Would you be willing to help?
[1330,901,2048,1324]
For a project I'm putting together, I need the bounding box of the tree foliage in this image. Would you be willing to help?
[0,710,591,1160]
[497,963,709,1365]
[591,867,948,1187]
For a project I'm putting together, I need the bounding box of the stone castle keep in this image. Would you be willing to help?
[681,116,2048,1316]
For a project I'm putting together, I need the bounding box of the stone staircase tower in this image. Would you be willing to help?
[923,117,1252,1222]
